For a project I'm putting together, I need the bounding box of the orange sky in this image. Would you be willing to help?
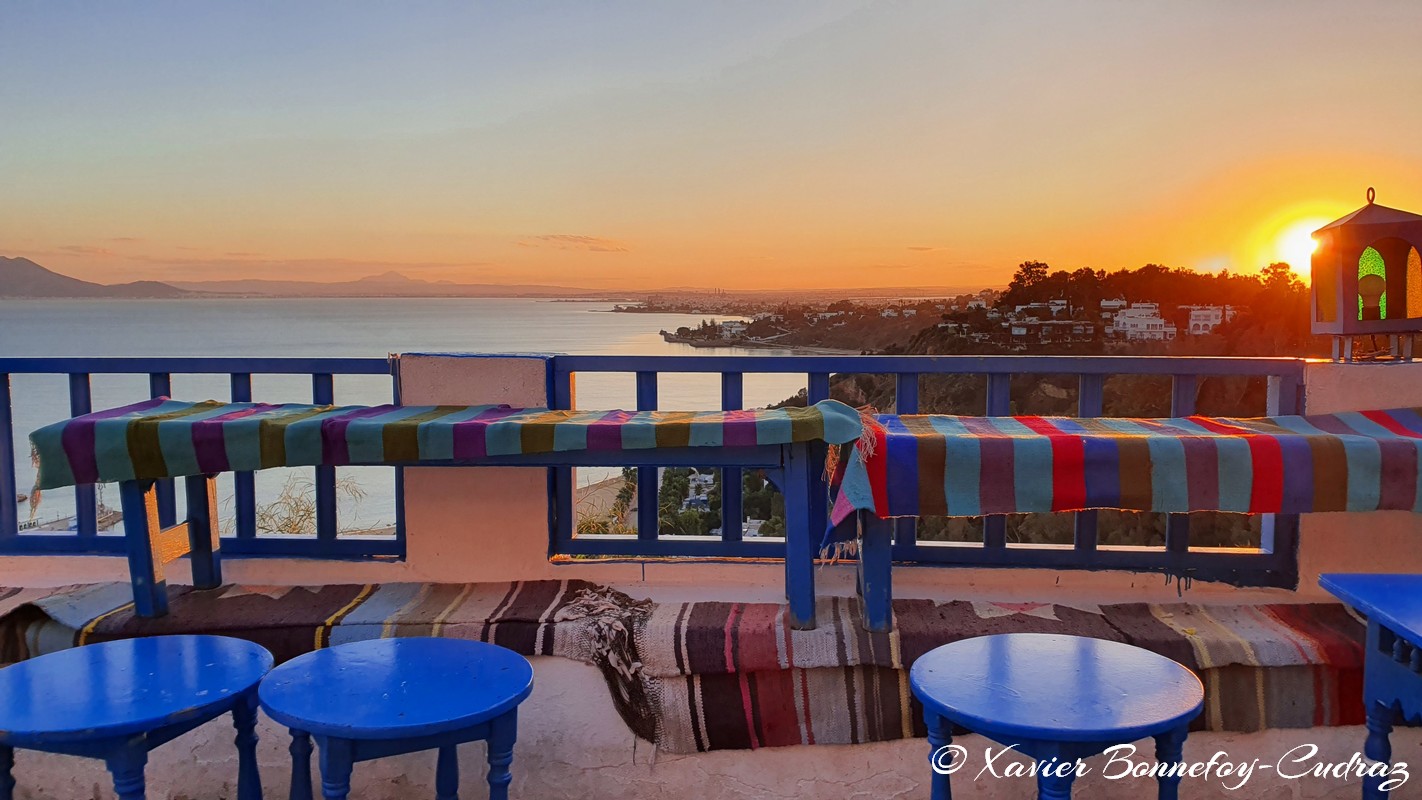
[4,3,1421,290]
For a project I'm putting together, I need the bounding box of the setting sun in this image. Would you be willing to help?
[1276,218,1328,279]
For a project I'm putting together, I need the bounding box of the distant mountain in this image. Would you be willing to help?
[170,271,603,298]
[0,257,191,298]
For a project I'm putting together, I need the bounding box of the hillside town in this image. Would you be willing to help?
[639,290,1241,351]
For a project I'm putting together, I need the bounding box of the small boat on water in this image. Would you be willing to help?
[16,493,26,504]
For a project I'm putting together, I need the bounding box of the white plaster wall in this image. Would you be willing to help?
[7,659,1415,799]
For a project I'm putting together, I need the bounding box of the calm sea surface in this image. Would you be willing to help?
[0,298,807,531]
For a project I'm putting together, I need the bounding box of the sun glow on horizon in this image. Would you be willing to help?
[1276,217,1329,281]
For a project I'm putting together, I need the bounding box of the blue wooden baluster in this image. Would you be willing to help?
[106,747,148,800]
[230,373,258,540]
[289,730,314,800]
[859,512,893,632]
[0,374,19,541]
[1365,697,1394,800]
[436,745,459,800]
[318,736,353,800]
[1074,373,1104,563]
[119,480,167,617]
[1155,724,1187,800]
[924,710,952,800]
[69,373,97,538]
[148,372,176,527]
[185,475,222,589]
[720,372,744,543]
[1165,375,1197,561]
[312,374,338,543]
[486,712,517,800]
[233,691,262,800]
[782,442,816,630]
[635,371,659,541]
[982,373,1009,550]
[0,744,13,800]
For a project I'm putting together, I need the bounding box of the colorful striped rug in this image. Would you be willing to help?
[827,408,1422,544]
[29,397,863,489]
[0,581,1365,754]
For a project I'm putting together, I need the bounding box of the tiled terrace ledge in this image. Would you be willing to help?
[2,354,1422,798]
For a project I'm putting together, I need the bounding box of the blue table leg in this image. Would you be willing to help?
[106,747,148,800]
[289,729,314,800]
[0,744,13,800]
[782,444,816,630]
[436,745,459,800]
[232,691,262,800]
[1037,769,1074,799]
[119,481,168,618]
[859,512,893,632]
[1365,699,1394,799]
[486,710,517,800]
[318,737,353,800]
[925,710,953,800]
[1155,724,1187,800]
[185,475,222,589]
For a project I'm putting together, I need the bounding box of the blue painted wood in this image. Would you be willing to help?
[68,373,97,538]
[2,357,400,560]
[892,373,920,560]
[389,370,407,546]
[859,513,893,632]
[551,353,1307,379]
[311,373,338,543]
[781,443,816,629]
[289,730,314,800]
[148,373,176,528]
[0,374,16,540]
[184,475,222,589]
[721,372,744,543]
[636,371,659,541]
[119,481,166,618]
[0,635,272,800]
[260,638,532,739]
[1318,573,1422,799]
[1073,373,1104,559]
[549,368,576,555]
[229,372,257,539]
[0,357,392,375]
[260,638,532,800]
[912,633,1202,799]
[1165,375,1198,555]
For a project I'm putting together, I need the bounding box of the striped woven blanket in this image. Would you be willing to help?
[827,408,1422,543]
[29,397,863,489]
[0,581,1364,753]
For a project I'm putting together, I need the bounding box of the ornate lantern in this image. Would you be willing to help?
[1312,188,1422,361]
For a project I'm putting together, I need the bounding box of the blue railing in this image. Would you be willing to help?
[1,353,1309,587]
[549,354,1307,588]
[0,357,402,559]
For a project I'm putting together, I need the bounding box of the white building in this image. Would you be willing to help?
[966,298,987,310]
[1181,305,1238,335]
[720,321,748,338]
[1111,303,1176,341]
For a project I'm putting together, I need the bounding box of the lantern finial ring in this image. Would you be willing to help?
[1368,187,1376,204]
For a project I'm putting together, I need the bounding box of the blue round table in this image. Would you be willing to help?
[910,633,1203,799]
[0,635,274,800]
[260,638,534,800]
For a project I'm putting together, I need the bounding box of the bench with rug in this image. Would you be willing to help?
[28,398,864,626]
[827,407,1422,630]
[0,580,1366,755]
